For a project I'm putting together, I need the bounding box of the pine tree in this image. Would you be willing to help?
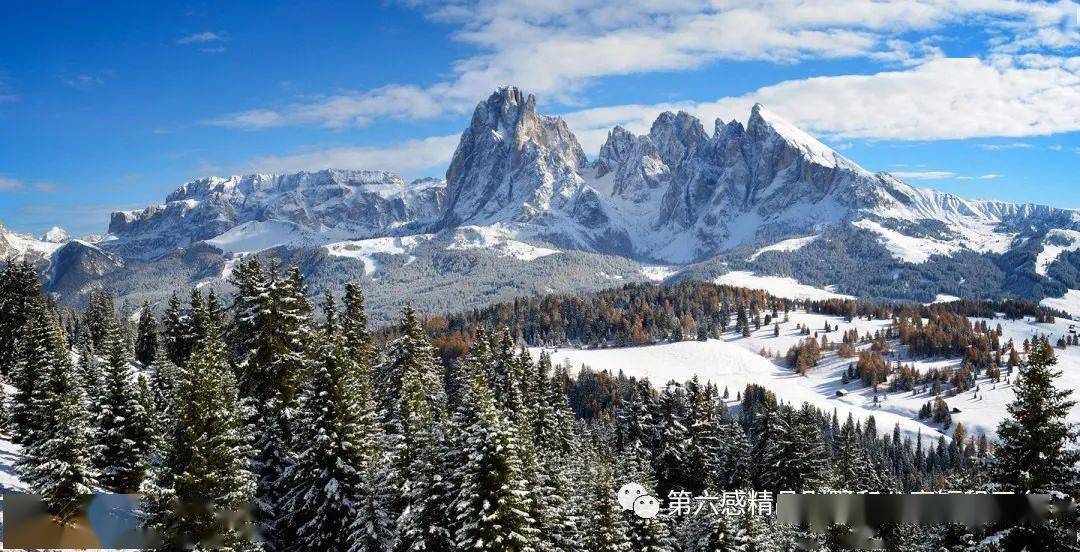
[143,321,258,550]
[385,307,451,552]
[340,282,373,366]
[17,310,96,518]
[683,377,719,494]
[280,334,380,552]
[654,382,688,495]
[995,339,1080,494]
[717,418,752,490]
[8,300,53,445]
[161,292,188,366]
[451,368,537,551]
[834,413,876,491]
[83,289,116,351]
[730,502,778,552]
[148,352,180,420]
[583,462,631,552]
[76,339,104,413]
[135,300,158,366]
[231,262,314,550]
[94,319,151,492]
[0,259,42,378]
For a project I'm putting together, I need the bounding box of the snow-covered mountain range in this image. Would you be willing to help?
[4,86,1079,320]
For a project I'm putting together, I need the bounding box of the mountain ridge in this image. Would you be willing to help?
[2,85,1078,319]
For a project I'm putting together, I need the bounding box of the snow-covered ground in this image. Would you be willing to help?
[714,271,852,301]
[446,225,559,261]
[1042,289,1080,319]
[326,235,429,277]
[1035,229,1080,276]
[852,219,961,263]
[640,266,678,282]
[747,234,818,261]
[534,309,1080,444]
[929,294,961,304]
[205,219,318,254]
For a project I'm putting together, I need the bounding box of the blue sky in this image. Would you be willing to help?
[1,0,1078,235]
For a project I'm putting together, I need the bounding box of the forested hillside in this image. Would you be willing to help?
[0,257,1078,550]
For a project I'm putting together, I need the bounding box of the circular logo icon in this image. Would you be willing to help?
[617,482,648,511]
[633,495,661,519]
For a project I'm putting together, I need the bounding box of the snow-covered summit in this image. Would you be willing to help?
[106,169,447,259]
[41,226,70,243]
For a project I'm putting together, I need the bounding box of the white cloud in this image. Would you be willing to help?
[208,0,1079,130]
[62,73,107,90]
[890,171,958,180]
[0,176,22,191]
[889,171,1004,181]
[978,142,1033,150]
[231,134,460,175]
[177,31,228,45]
[556,56,1080,152]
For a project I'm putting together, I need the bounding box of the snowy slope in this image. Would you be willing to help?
[747,235,819,261]
[1036,229,1080,276]
[714,271,852,301]
[536,308,1080,444]
[1042,290,1080,318]
[205,220,319,254]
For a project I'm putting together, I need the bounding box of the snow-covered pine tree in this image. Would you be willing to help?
[618,448,674,552]
[321,288,338,335]
[654,382,689,495]
[684,376,720,494]
[729,500,779,552]
[94,318,152,492]
[755,402,795,491]
[18,310,96,518]
[340,282,373,366]
[451,365,537,551]
[83,289,116,351]
[148,348,180,420]
[616,378,657,456]
[384,306,451,552]
[0,259,42,378]
[143,318,258,550]
[490,328,526,416]
[341,288,394,552]
[833,413,875,491]
[135,300,158,367]
[161,292,188,367]
[675,506,735,552]
[226,255,267,366]
[76,339,104,413]
[582,462,632,552]
[8,300,52,445]
[280,332,379,552]
[761,404,829,492]
[995,338,1080,495]
[230,261,313,551]
[717,418,752,490]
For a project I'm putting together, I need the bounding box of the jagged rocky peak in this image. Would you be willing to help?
[744,103,854,170]
[595,125,638,177]
[442,86,590,227]
[648,110,708,167]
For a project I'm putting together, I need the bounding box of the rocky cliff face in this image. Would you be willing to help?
[106,169,446,259]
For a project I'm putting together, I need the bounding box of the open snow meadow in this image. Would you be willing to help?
[534,308,1080,444]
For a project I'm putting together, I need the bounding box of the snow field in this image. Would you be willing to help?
[534,309,1080,445]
